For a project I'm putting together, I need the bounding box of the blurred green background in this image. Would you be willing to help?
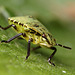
[0,0,75,75]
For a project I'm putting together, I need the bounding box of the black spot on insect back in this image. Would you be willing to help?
[22,33,26,37]
[42,28,45,30]
[40,29,42,31]
[36,32,41,36]
[19,23,23,26]
[14,21,18,24]
[29,28,35,32]
[42,34,50,44]
[29,28,36,34]
[9,19,13,22]
[11,20,13,22]
[48,33,50,37]
[24,25,27,28]
[33,24,39,27]
[25,30,30,32]
[30,31,36,34]
[12,25,18,31]
[29,16,36,20]
[48,33,52,40]
[26,22,30,24]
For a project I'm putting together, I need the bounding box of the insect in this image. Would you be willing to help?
[0,15,71,66]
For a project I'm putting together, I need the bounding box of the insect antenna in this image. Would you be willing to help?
[56,43,72,50]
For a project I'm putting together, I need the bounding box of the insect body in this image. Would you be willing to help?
[0,16,71,66]
[8,16,56,48]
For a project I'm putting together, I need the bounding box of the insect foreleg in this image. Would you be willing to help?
[48,47,57,66]
[0,25,14,30]
[1,33,24,43]
[26,38,33,60]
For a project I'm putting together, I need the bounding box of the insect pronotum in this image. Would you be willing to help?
[0,16,71,66]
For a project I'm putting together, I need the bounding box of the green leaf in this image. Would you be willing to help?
[0,0,75,75]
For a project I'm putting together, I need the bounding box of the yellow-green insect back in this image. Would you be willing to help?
[0,16,71,66]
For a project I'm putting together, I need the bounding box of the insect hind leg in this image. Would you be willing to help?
[48,47,57,66]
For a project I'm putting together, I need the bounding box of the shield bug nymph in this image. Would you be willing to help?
[0,16,71,66]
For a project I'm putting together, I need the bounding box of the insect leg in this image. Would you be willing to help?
[32,46,41,50]
[48,47,57,66]
[0,25,14,30]
[1,33,24,43]
[26,38,33,60]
